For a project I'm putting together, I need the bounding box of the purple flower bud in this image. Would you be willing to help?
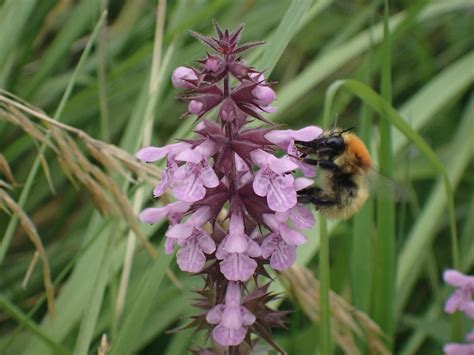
[172,66,198,88]
[204,56,221,72]
[188,100,204,115]
[252,85,276,107]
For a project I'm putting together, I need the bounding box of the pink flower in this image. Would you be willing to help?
[206,282,256,346]
[165,207,215,271]
[443,343,474,355]
[172,66,198,88]
[287,140,316,177]
[444,270,474,318]
[251,149,298,212]
[261,213,307,271]
[216,213,261,281]
[139,201,191,225]
[172,140,219,202]
[287,177,315,229]
[265,126,322,150]
[136,142,191,162]
[136,142,191,197]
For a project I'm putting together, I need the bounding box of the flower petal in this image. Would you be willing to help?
[444,289,465,314]
[252,168,270,196]
[212,325,246,346]
[224,233,248,254]
[241,307,256,326]
[270,242,296,271]
[288,204,315,229]
[200,165,219,188]
[220,254,257,281]
[443,343,474,355]
[206,305,224,324]
[280,224,307,245]
[444,270,474,288]
[172,167,206,202]
[294,177,314,191]
[187,206,211,227]
[267,174,297,212]
[246,240,262,258]
[250,149,269,167]
[164,237,177,254]
[166,223,194,240]
[136,146,169,162]
[139,207,168,224]
[268,155,298,174]
[261,233,279,259]
[196,231,216,254]
[175,148,203,163]
[292,126,323,142]
[176,240,206,273]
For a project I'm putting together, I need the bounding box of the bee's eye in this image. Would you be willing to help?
[325,137,345,150]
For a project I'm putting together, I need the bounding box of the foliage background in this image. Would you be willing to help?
[0,0,473,354]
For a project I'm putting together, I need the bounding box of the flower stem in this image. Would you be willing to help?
[319,216,332,354]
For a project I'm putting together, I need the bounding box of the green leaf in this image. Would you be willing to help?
[109,241,174,355]
[258,0,312,75]
[0,295,71,355]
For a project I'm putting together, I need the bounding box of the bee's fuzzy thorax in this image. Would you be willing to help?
[341,132,372,172]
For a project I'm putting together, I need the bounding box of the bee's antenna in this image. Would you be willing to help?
[332,113,340,130]
[341,127,355,134]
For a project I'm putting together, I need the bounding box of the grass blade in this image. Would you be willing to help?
[258,0,312,75]
[0,295,71,355]
[0,11,108,265]
[372,0,396,342]
[109,240,174,355]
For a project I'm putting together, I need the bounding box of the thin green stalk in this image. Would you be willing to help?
[0,295,71,355]
[319,217,332,354]
[0,11,108,264]
[115,0,168,322]
[373,0,396,342]
[97,2,110,142]
[351,6,376,321]
[319,97,333,355]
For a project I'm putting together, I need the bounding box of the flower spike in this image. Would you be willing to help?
[137,21,321,353]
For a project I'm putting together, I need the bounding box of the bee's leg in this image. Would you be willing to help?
[295,140,318,149]
[302,158,318,166]
[317,159,339,171]
[297,187,340,207]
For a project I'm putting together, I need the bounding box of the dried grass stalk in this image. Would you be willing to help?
[0,189,56,318]
[280,265,390,355]
[0,93,161,257]
[0,154,17,186]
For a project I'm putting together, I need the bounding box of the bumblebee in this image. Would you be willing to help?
[296,128,372,219]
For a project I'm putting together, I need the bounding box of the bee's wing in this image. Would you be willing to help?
[366,169,410,202]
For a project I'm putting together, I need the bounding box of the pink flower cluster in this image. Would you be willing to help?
[136,22,321,352]
[443,270,474,355]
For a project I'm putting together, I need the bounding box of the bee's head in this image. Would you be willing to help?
[316,134,346,157]
[295,128,354,159]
